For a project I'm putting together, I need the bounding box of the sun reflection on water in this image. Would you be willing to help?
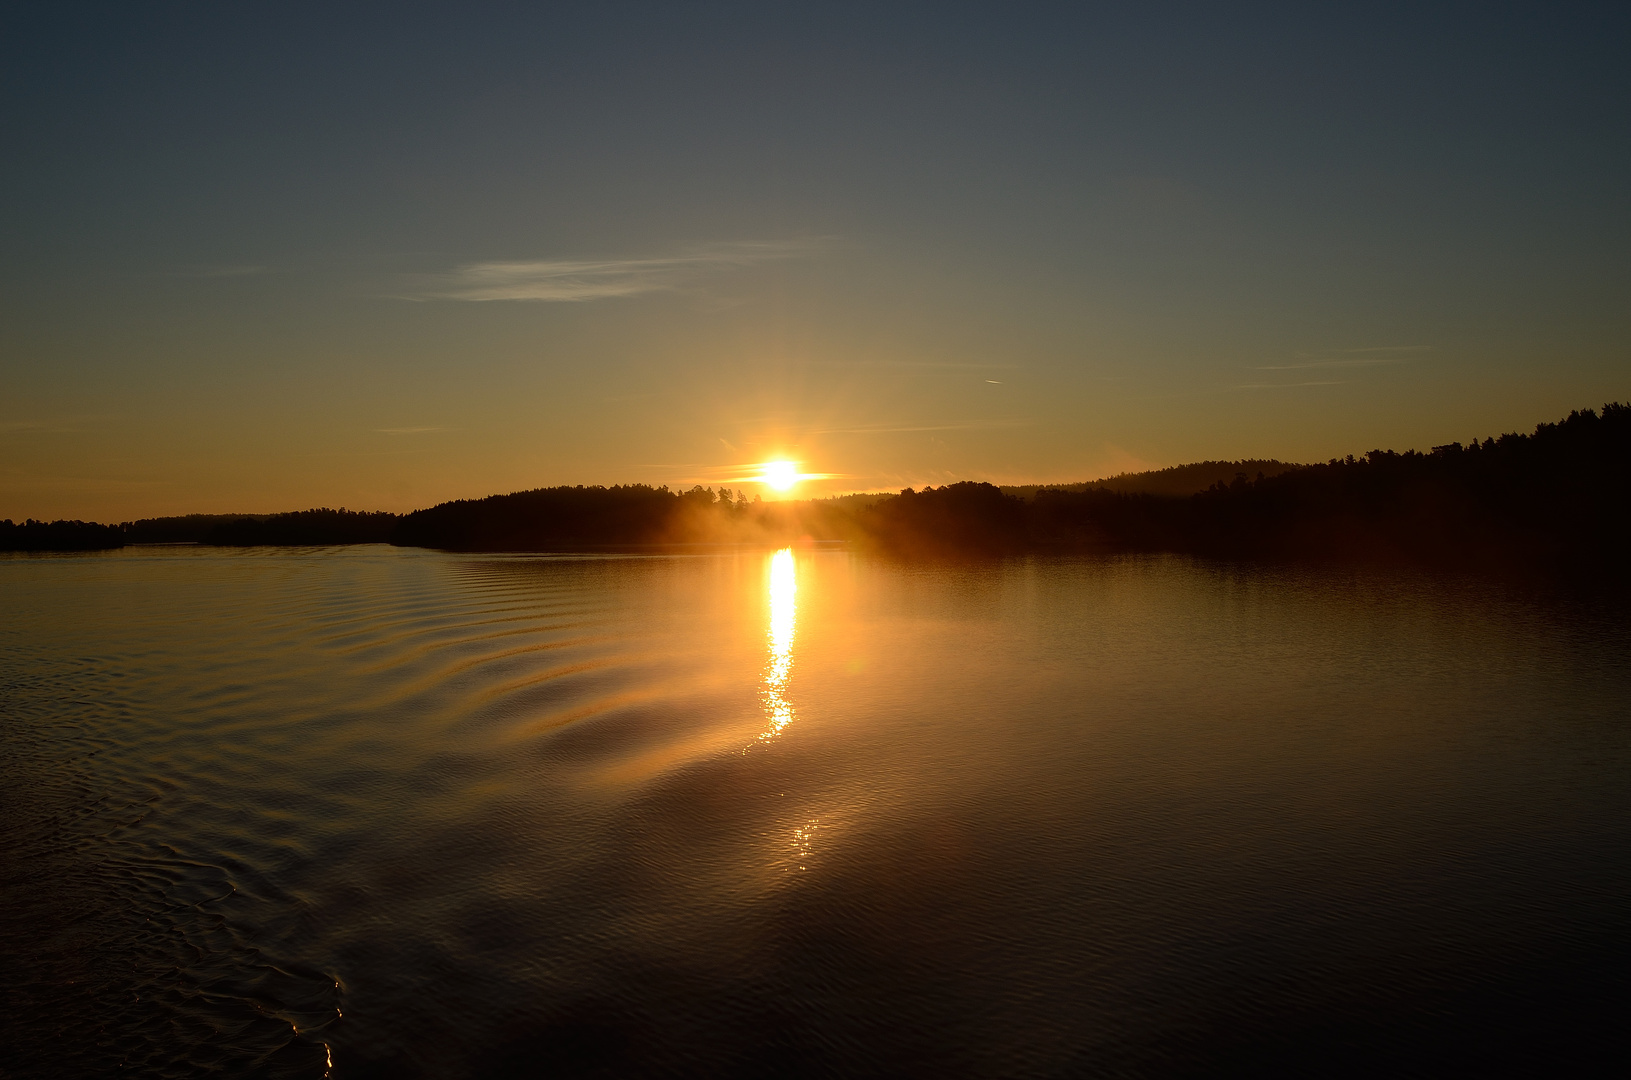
[759,547,797,741]
[791,818,820,871]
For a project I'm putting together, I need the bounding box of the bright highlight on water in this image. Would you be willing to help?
[760,547,797,740]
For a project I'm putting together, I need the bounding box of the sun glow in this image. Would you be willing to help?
[761,460,801,491]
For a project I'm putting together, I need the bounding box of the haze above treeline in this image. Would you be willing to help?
[5,405,1628,589]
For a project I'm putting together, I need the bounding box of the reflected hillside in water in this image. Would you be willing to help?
[4,545,1630,1075]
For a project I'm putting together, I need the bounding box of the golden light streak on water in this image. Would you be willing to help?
[759,547,797,741]
[791,818,820,872]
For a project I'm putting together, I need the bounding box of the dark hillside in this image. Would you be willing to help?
[1024,404,1631,582]
[121,514,269,544]
[207,509,398,546]
[1004,459,1298,502]
[1180,404,1631,576]
[862,482,1028,555]
[857,404,1630,584]
[392,485,683,551]
[0,519,124,551]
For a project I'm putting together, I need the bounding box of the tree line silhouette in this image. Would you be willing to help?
[867,404,1631,582]
[6,404,1627,583]
[1001,458,1295,502]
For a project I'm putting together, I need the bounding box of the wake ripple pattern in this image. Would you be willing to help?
[0,547,710,1078]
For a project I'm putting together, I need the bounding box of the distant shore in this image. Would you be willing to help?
[5,404,1627,587]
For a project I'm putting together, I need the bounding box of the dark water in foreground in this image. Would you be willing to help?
[3,546,1629,1078]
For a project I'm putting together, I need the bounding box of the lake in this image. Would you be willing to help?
[3,546,1629,1077]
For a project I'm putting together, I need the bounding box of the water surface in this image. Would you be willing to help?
[3,546,1629,1076]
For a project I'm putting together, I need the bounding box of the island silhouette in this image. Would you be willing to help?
[6,403,1627,586]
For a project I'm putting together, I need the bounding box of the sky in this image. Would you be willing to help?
[2,2,1628,520]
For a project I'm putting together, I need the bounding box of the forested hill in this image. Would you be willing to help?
[1003,459,1297,501]
[392,484,693,551]
[4,404,1627,584]
[0,510,393,550]
[870,404,1631,581]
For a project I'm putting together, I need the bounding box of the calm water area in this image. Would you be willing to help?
[3,545,1629,1077]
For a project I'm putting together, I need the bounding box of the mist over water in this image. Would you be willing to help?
[3,546,1629,1077]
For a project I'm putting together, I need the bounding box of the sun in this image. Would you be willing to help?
[761,460,800,491]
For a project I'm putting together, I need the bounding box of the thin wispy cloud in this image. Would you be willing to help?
[808,419,1031,435]
[1235,381,1348,389]
[1256,358,1408,371]
[0,418,90,434]
[172,264,272,278]
[629,462,847,485]
[1256,346,1433,371]
[410,239,834,302]
[804,359,1019,370]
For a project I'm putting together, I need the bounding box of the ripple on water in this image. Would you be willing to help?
[3,547,1631,1077]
